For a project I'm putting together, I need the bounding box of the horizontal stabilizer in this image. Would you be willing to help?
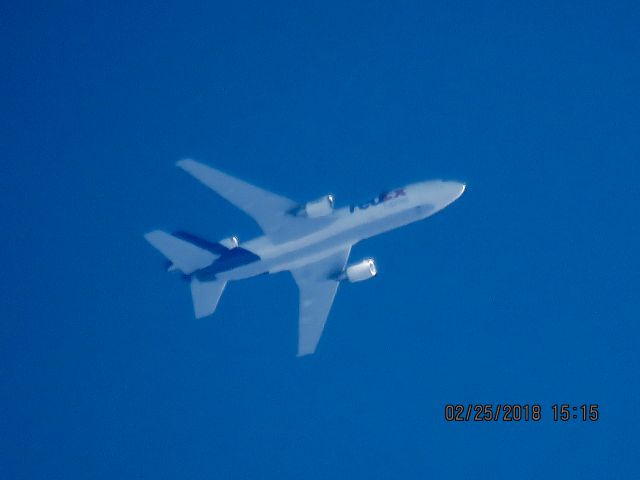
[144,230,217,275]
[190,278,226,318]
[172,231,231,255]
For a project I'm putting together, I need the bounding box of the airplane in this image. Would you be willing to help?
[144,159,466,356]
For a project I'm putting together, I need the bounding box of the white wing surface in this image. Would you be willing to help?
[177,159,299,236]
[290,247,352,356]
[144,230,217,274]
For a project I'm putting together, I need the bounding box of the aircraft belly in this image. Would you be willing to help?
[217,242,349,281]
[218,207,425,281]
[147,158,466,356]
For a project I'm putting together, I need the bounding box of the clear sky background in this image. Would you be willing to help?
[2,1,639,478]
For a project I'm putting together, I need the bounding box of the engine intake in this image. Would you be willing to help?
[342,258,377,283]
[303,194,334,218]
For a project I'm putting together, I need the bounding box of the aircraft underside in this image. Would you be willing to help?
[145,159,465,355]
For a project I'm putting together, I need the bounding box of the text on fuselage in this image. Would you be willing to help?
[349,188,406,213]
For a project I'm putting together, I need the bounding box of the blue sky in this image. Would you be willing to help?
[2,1,639,478]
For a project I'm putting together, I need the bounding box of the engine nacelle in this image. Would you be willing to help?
[219,235,239,249]
[303,194,334,218]
[343,258,377,283]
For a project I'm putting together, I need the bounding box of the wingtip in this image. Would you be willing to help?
[143,230,160,242]
[175,158,192,169]
[296,349,315,358]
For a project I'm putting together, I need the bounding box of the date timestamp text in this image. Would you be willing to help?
[444,404,599,422]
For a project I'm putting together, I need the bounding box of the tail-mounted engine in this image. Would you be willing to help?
[218,236,239,249]
[340,258,377,282]
[165,234,239,272]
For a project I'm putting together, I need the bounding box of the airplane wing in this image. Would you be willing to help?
[290,247,352,356]
[176,159,299,237]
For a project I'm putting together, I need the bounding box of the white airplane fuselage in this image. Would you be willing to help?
[204,180,465,282]
[145,159,466,355]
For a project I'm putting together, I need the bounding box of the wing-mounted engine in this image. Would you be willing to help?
[338,258,377,282]
[294,194,335,218]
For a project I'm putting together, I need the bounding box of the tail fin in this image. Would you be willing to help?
[144,230,218,274]
[190,277,226,318]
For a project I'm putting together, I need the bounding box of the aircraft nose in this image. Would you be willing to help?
[412,180,466,211]
[440,181,466,207]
